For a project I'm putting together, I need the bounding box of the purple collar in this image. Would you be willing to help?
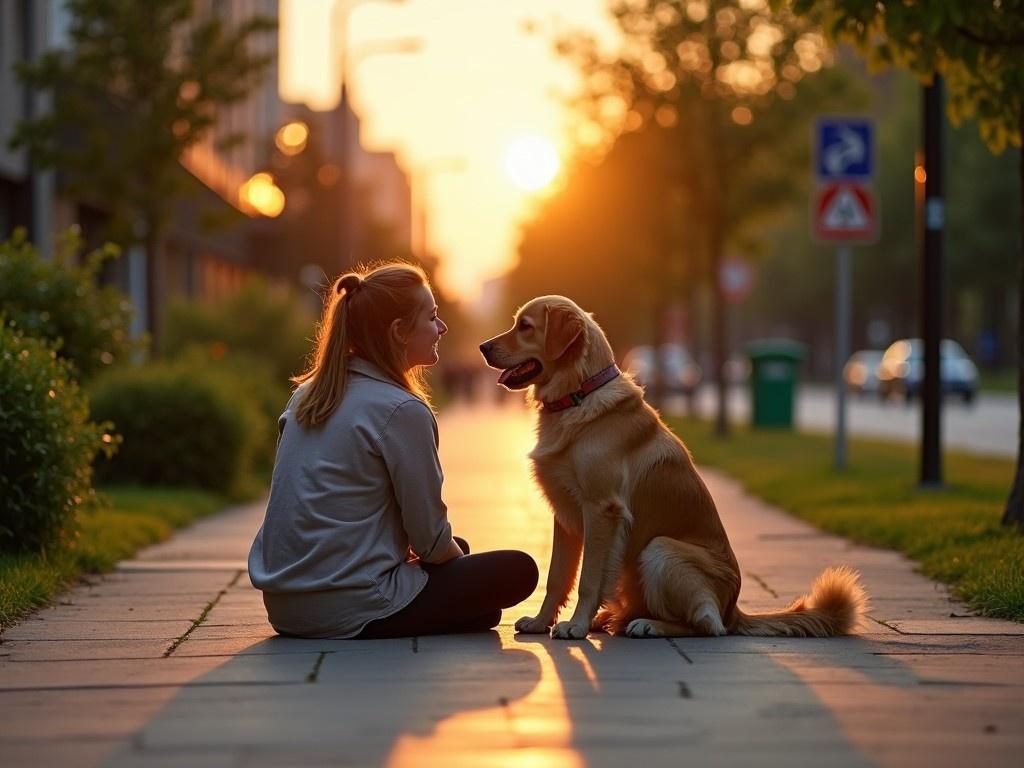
[542,364,621,413]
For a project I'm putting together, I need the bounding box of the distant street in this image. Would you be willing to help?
[680,384,1018,458]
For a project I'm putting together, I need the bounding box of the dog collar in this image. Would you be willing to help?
[542,364,621,413]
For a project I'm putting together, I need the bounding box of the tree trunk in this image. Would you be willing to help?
[144,222,162,354]
[1002,110,1024,529]
[711,231,729,436]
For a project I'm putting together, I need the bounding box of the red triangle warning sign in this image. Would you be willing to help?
[814,182,878,243]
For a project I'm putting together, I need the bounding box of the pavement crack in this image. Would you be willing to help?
[306,651,327,683]
[411,636,419,653]
[163,587,228,657]
[227,569,244,588]
[746,571,779,599]
[869,615,906,634]
[666,638,693,664]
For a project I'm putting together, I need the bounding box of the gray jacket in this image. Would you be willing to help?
[248,357,453,638]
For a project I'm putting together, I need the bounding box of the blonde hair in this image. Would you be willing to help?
[292,262,432,427]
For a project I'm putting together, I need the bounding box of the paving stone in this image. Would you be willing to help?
[1,618,193,642]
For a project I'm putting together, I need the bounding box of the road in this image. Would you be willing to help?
[682,384,1018,458]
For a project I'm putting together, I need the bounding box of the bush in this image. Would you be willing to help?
[170,343,288,474]
[0,228,140,381]
[162,277,313,383]
[0,321,117,552]
[89,362,263,493]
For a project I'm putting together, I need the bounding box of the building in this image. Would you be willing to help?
[0,0,286,340]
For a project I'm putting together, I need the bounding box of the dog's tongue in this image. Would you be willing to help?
[498,361,535,385]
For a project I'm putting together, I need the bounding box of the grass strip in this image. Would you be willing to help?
[0,486,229,631]
[666,417,1023,622]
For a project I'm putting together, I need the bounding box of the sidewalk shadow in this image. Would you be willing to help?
[103,629,543,767]
[511,631,929,768]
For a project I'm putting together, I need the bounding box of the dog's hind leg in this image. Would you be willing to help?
[634,536,738,638]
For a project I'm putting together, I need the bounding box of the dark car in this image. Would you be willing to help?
[622,343,703,396]
[877,338,979,403]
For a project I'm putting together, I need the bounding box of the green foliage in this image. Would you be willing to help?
[169,343,285,475]
[0,228,139,380]
[0,322,118,553]
[786,0,1024,152]
[89,361,263,493]
[9,0,276,244]
[162,277,313,384]
[668,416,1023,620]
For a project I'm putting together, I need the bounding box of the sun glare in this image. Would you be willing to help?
[504,135,560,191]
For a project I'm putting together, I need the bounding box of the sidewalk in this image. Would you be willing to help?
[2,401,1022,767]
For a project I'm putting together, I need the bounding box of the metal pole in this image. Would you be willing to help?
[920,77,945,486]
[835,245,851,470]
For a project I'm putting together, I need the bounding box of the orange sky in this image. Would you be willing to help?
[279,0,620,305]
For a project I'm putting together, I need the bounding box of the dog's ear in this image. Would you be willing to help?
[544,305,585,360]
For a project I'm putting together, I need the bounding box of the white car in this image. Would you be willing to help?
[622,344,702,396]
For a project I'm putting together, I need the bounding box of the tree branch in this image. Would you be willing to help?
[955,25,1024,48]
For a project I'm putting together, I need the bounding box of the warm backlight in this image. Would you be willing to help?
[504,135,560,191]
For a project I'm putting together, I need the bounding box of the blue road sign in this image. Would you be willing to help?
[815,118,873,180]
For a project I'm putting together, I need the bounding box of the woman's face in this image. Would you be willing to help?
[402,285,448,369]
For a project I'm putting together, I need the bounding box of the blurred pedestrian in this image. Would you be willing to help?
[248,263,537,638]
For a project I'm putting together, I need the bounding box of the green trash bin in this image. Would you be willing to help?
[745,339,806,428]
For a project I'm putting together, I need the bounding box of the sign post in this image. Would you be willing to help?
[814,117,879,470]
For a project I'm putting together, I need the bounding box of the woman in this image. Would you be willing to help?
[248,263,538,639]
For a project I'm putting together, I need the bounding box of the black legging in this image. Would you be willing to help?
[356,538,538,638]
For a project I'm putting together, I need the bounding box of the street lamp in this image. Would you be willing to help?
[331,0,419,273]
[415,157,467,260]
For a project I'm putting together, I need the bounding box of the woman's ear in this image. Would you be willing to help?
[390,317,407,346]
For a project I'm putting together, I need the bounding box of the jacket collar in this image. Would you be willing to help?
[348,356,401,386]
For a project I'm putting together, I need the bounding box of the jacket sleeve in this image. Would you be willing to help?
[378,400,454,563]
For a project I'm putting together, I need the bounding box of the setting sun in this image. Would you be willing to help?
[504,135,561,191]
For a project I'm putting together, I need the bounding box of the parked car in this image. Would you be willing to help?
[622,343,702,396]
[877,338,979,403]
[843,349,884,396]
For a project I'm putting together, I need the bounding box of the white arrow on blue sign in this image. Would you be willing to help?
[816,118,873,180]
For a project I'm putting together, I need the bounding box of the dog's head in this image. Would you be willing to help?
[479,296,615,401]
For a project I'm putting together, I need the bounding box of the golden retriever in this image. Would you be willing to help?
[480,295,868,639]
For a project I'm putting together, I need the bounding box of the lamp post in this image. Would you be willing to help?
[332,0,419,273]
[415,157,467,260]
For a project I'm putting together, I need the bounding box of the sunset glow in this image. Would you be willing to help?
[279,0,621,303]
[504,135,561,191]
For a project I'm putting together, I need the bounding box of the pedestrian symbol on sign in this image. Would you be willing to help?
[814,183,877,242]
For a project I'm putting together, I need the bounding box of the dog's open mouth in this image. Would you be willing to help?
[497,359,542,389]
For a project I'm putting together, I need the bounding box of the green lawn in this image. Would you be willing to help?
[0,486,229,630]
[666,417,1024,621]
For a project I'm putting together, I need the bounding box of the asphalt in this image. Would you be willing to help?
[1,400,1022,767]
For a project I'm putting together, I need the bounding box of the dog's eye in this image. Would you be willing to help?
[518,320,532,332]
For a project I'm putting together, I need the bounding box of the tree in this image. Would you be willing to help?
[10,0,275,344]
[785,0,1024,527]
[555,0,861,434]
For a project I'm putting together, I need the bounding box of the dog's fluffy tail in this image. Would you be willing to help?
[731,566,869,637]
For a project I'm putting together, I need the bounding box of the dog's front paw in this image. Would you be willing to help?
[625,618,661,638]
[515,615,551,634]
[551,620,589,640]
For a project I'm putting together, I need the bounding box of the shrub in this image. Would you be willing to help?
[0,228,140,381]
[89,362,262,493]
[162,277,313,384]
[170,343,288,474]
[0,321,118,552]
